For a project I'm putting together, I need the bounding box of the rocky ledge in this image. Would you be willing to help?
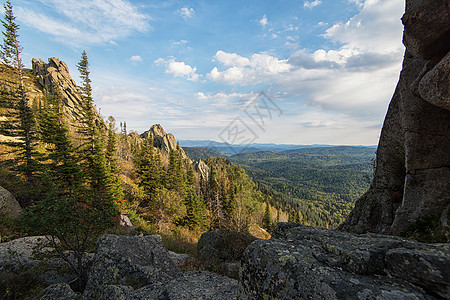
[239,223,450,299]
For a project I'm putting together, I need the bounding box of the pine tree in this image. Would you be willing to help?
[37,87,82,191]
[75,51,109,193]
[105,116,123,201]
[263,201,272,230]
[135,137,162,204]
[0,0,38,185]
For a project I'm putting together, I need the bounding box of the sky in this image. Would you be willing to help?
[11,0,405,145]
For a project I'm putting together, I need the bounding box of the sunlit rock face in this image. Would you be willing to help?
[340,0,450,236]
[32,57,86,122]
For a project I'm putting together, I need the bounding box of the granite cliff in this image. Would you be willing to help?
[340,0,450,237]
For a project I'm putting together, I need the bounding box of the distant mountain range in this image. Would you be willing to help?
[179,140,377,156]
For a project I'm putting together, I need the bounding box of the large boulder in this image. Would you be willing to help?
[197,229,257,262]
[0,236,80,286]
[131,271,238,300]
[340,0,450,236]
[33,283,79,300]
[83,234,182,299]
[240,223,449,299]
[0,186,22,217]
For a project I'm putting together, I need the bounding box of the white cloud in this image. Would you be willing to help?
[16,0,149,46]
[170,40,188,47]
[259,15,268,27]
[207,51,291,85]
[130,55,143,62]
[155,58,200,81]
[208,0,404,123]
[179,7,195,19]
[324,0,404,53]
[304,0,322,9]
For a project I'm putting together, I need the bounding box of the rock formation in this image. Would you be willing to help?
[240,223,449,299]
[340,0,450,235]
[31,57,86,122]
[0,186,22,217]
[19,234,238,299]
[141,124,187,158]
[193,159,210,181]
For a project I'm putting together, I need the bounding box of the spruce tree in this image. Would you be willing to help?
[0,0,38,185]
[75,51,109,194]
[37,87,82,191]
[105,116,123,201]
[135,137,162,204]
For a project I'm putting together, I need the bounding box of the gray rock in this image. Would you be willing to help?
[141,124,186,158]
[0,186,22,217]
[98,285,133,300]
[193,159,210,182]
[240,223,445,299]
[197,229,257,262]
[340,0,450,236]
[168,250,191,265]
[131,271,238,300]
[385,245,450,299]
[0,236,80,286]
[33,283,79,300]
[119,214,133,228]
[31,57,99,124]
[83,234,182,299]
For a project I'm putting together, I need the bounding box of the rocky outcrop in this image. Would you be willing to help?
[83,234,182,299]
[0,186,22,217]
[340,0,450,236]
[0,236,81,286]
[131,271,238,300]
[193,159,210,181]
[141,124,186,158]
[198,229,257,262]
[33,283,78,300]
[31,57,86,121]
[240,223,450,299]
[197,229,257,279]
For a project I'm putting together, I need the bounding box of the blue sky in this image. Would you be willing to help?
[12,0,405,145]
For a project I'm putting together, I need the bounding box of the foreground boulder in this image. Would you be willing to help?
[131,271,238,300]
[0,186,22,217]
[198,229,257,278]
[340,0,450,237]
[198,229,257,262]
[240,223,449,299]
[83,234,182,299]
[0,236,80,286]
[33,283,78,300]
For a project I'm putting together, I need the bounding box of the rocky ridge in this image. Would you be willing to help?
[31,57,87,122]
[239,223,449,299]
[141,124,187,158]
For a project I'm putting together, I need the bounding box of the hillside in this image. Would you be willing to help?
[229,146,376,227]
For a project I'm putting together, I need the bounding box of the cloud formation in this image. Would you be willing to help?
[155,58,200,81]
[16,0,149,46]
[207,51,291,85]
[130,55,143,62]
[259,15,268,27]
[304,0,322,9]
[178,7,195,19]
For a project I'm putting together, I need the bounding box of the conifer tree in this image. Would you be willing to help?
[263,201,272,230]
[37,87,82,191]
[135,137,162,204]
[0,0,38,185]
[105,116,123,201]
[75,51,109,193]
